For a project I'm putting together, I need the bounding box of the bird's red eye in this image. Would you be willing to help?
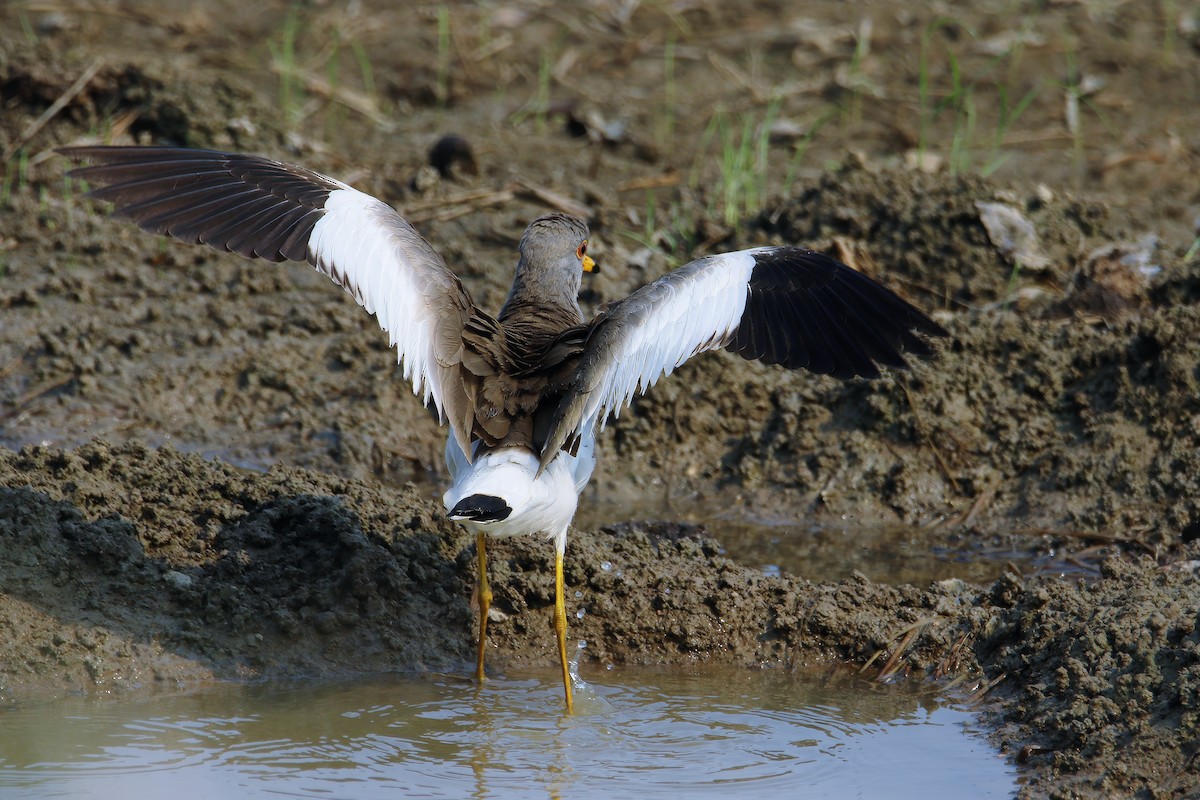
[576,241,587,259]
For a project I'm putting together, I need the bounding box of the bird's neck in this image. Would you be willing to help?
[497,273,584,360]
[498,268,584,329]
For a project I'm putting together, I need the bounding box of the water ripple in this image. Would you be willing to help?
[0,668,1013,799]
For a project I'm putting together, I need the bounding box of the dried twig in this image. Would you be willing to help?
[706,52,766,104]
[875,617,937,680]
[0,347,28,380]
[616,171,681,192]
[1065,554,1102,574]
[40,108,140,168]
[404,176,593,225]
[860,617,936,679]
[4,58,104,163]
[404,187,516,215]
[269,59,393,130]
[933,631,974,679]
[900,380,961,494]
[1017,526,1148,550]
[967,671,1007,703]
[958,482,997,527]
[509,179,592,219]
[0,374,75,422]
[406,188,515,224]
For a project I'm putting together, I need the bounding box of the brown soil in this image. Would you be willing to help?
[2,2,1199,798]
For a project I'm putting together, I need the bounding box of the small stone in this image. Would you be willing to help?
[428,134,478,178]
[313,611,339,634]
[164,570,194,590]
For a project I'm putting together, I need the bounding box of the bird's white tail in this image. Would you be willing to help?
[442,437,595,551]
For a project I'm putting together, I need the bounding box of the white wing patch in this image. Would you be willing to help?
[581,248,769,432]
[308,186,461,417]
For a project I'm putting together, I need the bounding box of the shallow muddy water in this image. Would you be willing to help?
[577,497,1082,587]
[0,667,1014,799]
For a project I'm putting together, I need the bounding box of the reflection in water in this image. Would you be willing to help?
[0,667,1014,799]
[576,493,1065,586]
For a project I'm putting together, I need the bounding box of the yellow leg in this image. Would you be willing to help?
[555,549,574,713]
[475,531,492,683]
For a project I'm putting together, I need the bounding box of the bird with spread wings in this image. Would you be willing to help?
[60,146,946,712]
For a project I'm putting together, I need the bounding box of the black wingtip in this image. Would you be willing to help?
[729,247,948,379]
[53,145,334,264]
[448,494,512,523]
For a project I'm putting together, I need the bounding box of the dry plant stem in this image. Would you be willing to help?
[3,58,103,163]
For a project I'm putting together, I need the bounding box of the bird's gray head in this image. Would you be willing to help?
[517,213,595,278]
[501,213,595,326]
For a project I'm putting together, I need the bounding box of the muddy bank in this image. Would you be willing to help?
[2,441,1199,798]
[983,559,1200,799]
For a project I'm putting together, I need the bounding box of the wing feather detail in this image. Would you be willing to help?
[296,186,481,453]
[538,250,760,467]
[539,246,947,469]
[60,145,488,456]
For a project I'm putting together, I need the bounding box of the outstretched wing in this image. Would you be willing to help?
[539,246,947,468]
[59,145,494,457]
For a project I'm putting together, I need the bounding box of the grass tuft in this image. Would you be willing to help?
[268,5,304,123]
[654,34,677,150]
[920,18,1042,178]
[704,99,782,228]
